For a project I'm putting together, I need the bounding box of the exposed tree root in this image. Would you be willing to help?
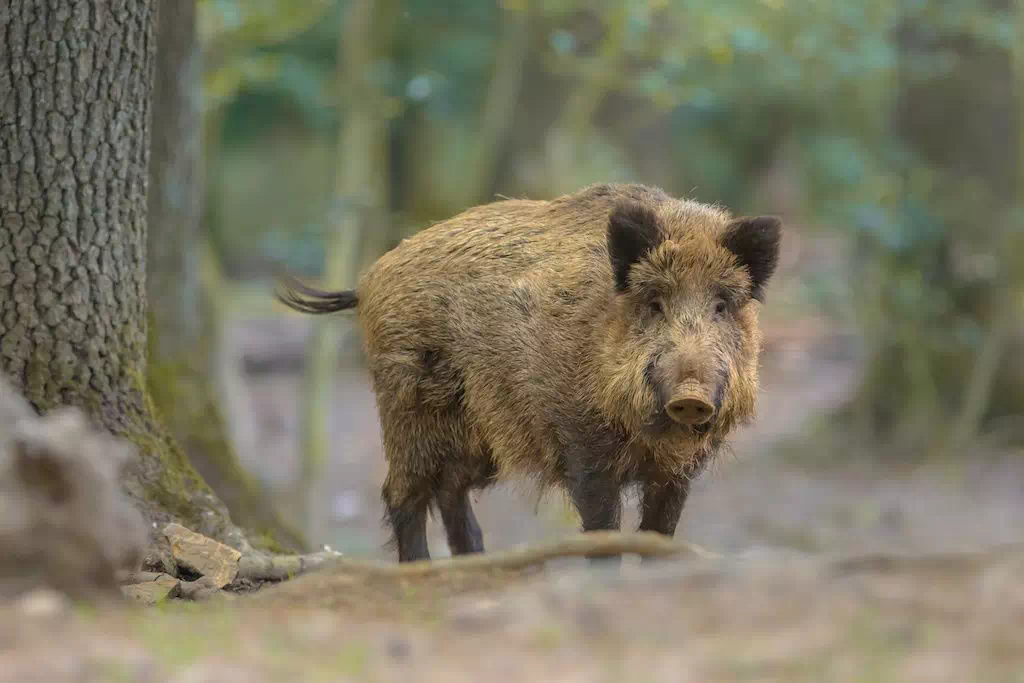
[298,531,719,579]
[144,529,719,596]
[237,550,344,583]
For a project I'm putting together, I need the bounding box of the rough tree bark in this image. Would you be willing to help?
[0,1,245,549]
[147,0,305,553]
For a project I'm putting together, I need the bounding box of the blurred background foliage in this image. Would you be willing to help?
[196,0,1023,459]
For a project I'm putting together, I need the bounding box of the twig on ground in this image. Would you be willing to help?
[827,543,1024,577]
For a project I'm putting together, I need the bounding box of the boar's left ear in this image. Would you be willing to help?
[607,201,664,292]
[721,216,782,302]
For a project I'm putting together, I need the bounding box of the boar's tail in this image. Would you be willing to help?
[274,272,359,315]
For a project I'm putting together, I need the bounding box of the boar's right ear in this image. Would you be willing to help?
[721,216,782,302]
[607,201,664,292]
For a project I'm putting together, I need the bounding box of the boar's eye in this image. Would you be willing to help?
[713,299,728,317]
[648,298,665,317]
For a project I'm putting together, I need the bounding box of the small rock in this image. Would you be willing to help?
[14,587,71,617]
[121,575,181,605]
[178,576,222,602]
[447,597,510,631]
[171,658,265,683]
[288,612,338,646]
[573,600,610,637]
[143,543,178,577]
[163,523,241,588]
[386,636,412,660]
[0,396,150,602]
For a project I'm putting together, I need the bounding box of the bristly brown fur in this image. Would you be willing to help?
[283,182,782,562]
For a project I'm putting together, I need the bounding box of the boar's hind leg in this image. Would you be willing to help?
[437,487,485,555]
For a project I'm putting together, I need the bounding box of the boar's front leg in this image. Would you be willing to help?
[567,460,623,566]
[562,425,625,534]
[637,477,690,538]
[567,464,622,533]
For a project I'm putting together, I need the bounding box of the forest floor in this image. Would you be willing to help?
[5,538,1024,682]
[7,232,1024,682]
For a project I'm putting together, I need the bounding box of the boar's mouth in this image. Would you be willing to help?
[642,358,726,437]
[649,410,716,436]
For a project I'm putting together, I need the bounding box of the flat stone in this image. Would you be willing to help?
[121,576,180,605]
[119,571,166,585]
[163,523,241,588]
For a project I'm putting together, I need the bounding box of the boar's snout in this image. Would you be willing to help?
[664,377,716,426]
[645,350,724,432]
[665,395,715,425]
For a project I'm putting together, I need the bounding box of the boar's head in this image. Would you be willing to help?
[598,198,782,440]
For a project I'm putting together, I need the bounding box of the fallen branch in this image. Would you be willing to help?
[307,531,719,578]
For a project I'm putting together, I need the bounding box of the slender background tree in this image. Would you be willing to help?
[147,0,305,551]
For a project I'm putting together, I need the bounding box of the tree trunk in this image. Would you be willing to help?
[0,1,244,549]
[146,0,306,553]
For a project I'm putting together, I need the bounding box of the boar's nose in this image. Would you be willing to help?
[666,397,715,426]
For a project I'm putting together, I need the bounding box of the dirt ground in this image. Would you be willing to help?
[5,540,1024,682]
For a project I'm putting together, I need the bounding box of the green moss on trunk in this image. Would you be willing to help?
[108,374,248,552]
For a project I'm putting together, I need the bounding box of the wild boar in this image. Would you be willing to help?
[277,183,782,562]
